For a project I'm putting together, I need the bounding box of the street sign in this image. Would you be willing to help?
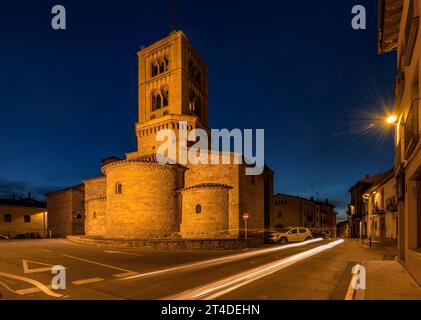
[243,213,250,221]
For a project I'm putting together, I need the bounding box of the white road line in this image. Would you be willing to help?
[16,285,53,295]
[0,272,63,298]
[62,254,138,278]
[165,239,345,300]
[22,260,56,274]
[120,238,324,281]
[72,278,104,286]
[0,281,23,295]
[41,249,52,253]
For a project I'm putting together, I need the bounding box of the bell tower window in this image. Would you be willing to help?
[151,87,169,111]
[162,86,169,107]
[151,56,169,78]
[189,60,202,86]
[189,93,202,118]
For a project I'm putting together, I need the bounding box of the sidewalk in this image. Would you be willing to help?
[348,239,421,300]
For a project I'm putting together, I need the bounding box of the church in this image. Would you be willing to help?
[47,31,274,240]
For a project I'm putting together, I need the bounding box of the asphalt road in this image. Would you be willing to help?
[0,238,360,300]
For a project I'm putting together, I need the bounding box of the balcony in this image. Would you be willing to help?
[404,98,420,160]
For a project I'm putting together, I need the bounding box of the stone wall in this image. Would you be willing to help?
[185,152,241,238]
[239,164,265,238]
[180,184,231,239]
[103,160,185,239]
[46,184,85,238]
[84,177,107,237]
[67,235,263,250]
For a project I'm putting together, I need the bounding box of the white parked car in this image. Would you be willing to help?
[270,227,313,244]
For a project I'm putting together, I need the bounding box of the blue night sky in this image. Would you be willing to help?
[0,0,395,221]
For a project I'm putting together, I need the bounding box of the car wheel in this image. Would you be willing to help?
[305,236,312,241]
[279,237,288,245]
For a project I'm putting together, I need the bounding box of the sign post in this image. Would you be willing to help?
[243,213,250,239]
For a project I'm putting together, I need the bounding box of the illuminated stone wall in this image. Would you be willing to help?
[84,177,107,237]
[180,184,231,239]
[102,159,185,239]
[46,185,85,238]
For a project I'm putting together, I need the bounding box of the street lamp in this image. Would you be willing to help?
[386,115,398,124]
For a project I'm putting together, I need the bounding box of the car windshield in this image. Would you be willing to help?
[279,228,292,233]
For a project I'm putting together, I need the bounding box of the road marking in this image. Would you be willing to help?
[345,263,362,300]
[16,285,53,295]
[72,278,104,286]
[121,238,324,281]
[62,254,138,278]
[165,239,345,300]
[22,260,55,274]
[41,249,52,253]
[104,250,143,257]
[0,281,23,295]
[0,272,63,298]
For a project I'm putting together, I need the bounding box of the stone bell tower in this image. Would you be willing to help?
[136,31,209,156]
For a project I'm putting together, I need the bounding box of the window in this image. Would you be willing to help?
[24,215,31,223]
[289,228,298,234]
[299,228,307,233]
[189,60,202,86]
[195,204,202,214]
[4,214,12,223]
[151,87,169,111]
[162,86,169,107]
[151,57,169,78]
[115,182,123,195]
[189,93,202,118]
[93,212,97,220]
[277,211,282,218]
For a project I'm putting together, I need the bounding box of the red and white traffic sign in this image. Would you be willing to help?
[243,213,250,221]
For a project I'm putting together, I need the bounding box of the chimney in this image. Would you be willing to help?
[12,194,15,200]
[325,199,329,204]
[365,174,370,179]
[28,192,31,200]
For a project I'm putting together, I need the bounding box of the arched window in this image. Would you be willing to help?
[151,57,169,78]
[152,91,162,111]
[162,86,169,107]
[196,204,202,214]
[93,212,97,219]
[189,60,202,85]
[115,182,123,195]
[151,62,159,77]
[189,93,202,118]
[152,87,169,111]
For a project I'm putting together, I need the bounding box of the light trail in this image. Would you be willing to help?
[120,238,324,281]
[165,239,345,300]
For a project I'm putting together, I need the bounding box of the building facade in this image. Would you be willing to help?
[47,31,273,240]
[0,196,47,238]
[272,194,337,237]
[378,0,421,284]
[46,184,85,238]
[348,171,390,238]
[363,169,398,245]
